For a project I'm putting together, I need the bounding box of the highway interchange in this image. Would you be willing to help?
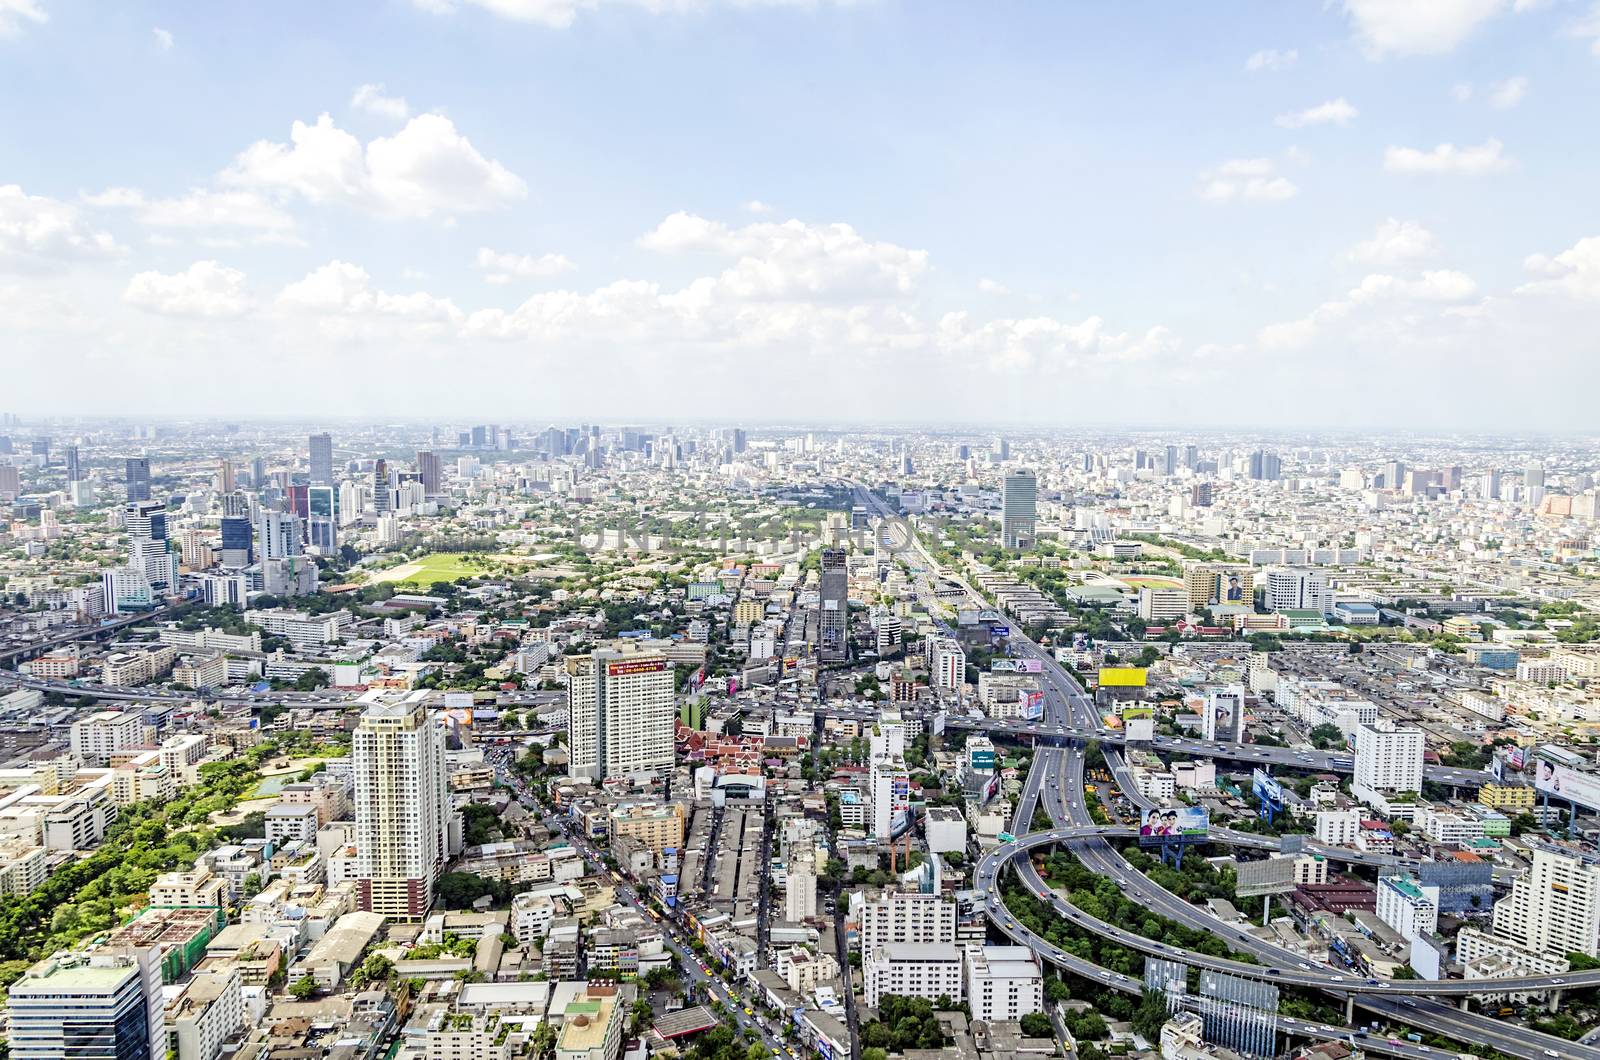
[851,483,1583,1060]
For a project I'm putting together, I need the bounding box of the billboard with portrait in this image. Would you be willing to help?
[1252,768,1284,807]
[1534,758,1600,812]
[1139,806,1209,845]
[1022,690,1045,721]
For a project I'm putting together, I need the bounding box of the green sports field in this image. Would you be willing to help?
[371,552,492,586]
[1117,575,1184,591]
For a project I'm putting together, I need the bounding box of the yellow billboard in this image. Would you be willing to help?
[1098,667,1148,688]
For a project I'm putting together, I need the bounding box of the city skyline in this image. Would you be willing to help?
[5,2,1600,426]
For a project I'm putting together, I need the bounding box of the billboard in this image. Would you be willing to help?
[1506,746,1527,771]
[1139,806,1209,844]
[607,658,668,677]
[1022,690,1045,721]
[1123,705,1154,743]
[1534,759,1600,812]
[1099,667,1148,688]
[993,658,1043,674]
[1235,857,1298,898]
[1252,768,1284,806]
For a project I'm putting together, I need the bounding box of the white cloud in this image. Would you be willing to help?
[1521,236,1600,299]
[1488,75,1529,109]
[1383,139,1512,175]
[1348,218,1439,266]
[1274,98,1358,129]
[1197,158,1298,202]
[976,278,1008,295]
[743,200,774,214]
[153,26,173,49]
[351,83,411,121]
[1571,3,1600,56]
[123,260,253,317]
[223,113,525,219]
[415,0,863,30]
[1245,48,1297,72]
[1451,82,1473,102]
[0,0,46,36]
[1260,268,1477,348]
[0,184,123,268]
[1343,0,1515,57]
[639,212,929,298]
[85,187,298,236]
[278,260,463,322]
[475,246,576,284]
[935,313,1179,374]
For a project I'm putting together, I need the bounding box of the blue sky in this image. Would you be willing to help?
[4,0,1600,428]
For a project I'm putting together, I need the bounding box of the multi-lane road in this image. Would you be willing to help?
[851,483,1582,1060]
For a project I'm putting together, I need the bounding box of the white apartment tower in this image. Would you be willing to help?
[566,648,676,782]
[857,890,957,956]
[353,700,457,920]
[1353,720,1424,805]
[1491,846,1600,958]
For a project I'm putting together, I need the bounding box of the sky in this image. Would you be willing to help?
[4,0,1600,430]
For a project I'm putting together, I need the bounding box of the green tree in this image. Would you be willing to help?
[1019,1012,1054,1038]
[289,974,319,1000]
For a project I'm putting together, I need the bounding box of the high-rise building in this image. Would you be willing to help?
[1162,445,1179,476]
[964,944,1044,1022]
[858,890,956,956]
[65,445,82,483]
[308,433,333,485]
[219,516,252,567]
[871,754,911,840]
[352,700,456,919]
[818,548,848,662]
[992,436,1009,462]
[1247,449,1281,481]
[1490,846,1600,958]
[306,485,339,551]
[372,459,391,514]
[125,501,176,592]
[565,648,676,782]
[786,854,817,921]
[256,510,302,561]
[416,450,442,497]
[1001,469,1037,550]
[1353,720,1424,805]
[125,457,151,502]
[1262,567,1332,615]
[7,947,165,1060]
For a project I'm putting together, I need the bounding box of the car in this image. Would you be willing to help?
[745,1008,754,1016]
[1366,978,1379,985]
[1401,999,1416,1008]
[1267,969,1280,976]
[1331,975,1345,982]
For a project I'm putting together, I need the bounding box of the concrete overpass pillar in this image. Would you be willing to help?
[1345,995,1354,1024]
[1460,997,1470,1011]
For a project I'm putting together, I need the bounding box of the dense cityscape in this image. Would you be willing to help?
[0,419,1597,1060]
[8,2,1600,1060]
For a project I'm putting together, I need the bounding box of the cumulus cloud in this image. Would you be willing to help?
[743,200,774,214]
[1343,0,1516,57]
[1488,75,1529,109]
[639,212,930,299]
[1571,3,1600,56]
[123,260,253,317]
[1260,269,1478,348]
[475,247,576,284]
[351,84,411,121]
[1275,98,1358,128]
[1383,139,1512,175]
[1521,236,1600,299]
[278,260,463,322]
[1245,48,1297,72]
[1348,218,1439,266]
[0,0,45,36]
[223,113,525,219]
[976,278,1009,295]
[0,185,123,268]
[1197,158,1298,202]
[152,26,173,49]
[85,187,298,237]
[415,0,863,30]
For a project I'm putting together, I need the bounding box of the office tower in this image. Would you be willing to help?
[308,432,333,485]
[416,450,442,497]
[1190,481,1213,507]
[1001,468,1037,550]
[470,425,488,448]
[1262,567,1332,614]
[371,458,392,513]
[1484,469,1502,499]
[65,445,81,482]
[7,947,165,1060]
[249,457,265,486]
[1247,449,1281,481]
[307,485,339,551]
[992,436,1009,461]
[217,459,234,494]
[564,648,675,782]
[125,457,151,502]
[0,461,19,497]
[1382,460,1406,489]
[352,700,455,919]
[0,435,11,454]
[1525,462,1546,490]
[1353,720,1424,803]
[1182,563,1220,612]
[1183,444,1198,470]
[1163,445,1178,476]
[125,501,176,591]
[819,547,848,662]
[731,428,747,454]
[219,515,252,567]
[31,436,49,460]
[1490,846,1600,958]
[256,509,302,561]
